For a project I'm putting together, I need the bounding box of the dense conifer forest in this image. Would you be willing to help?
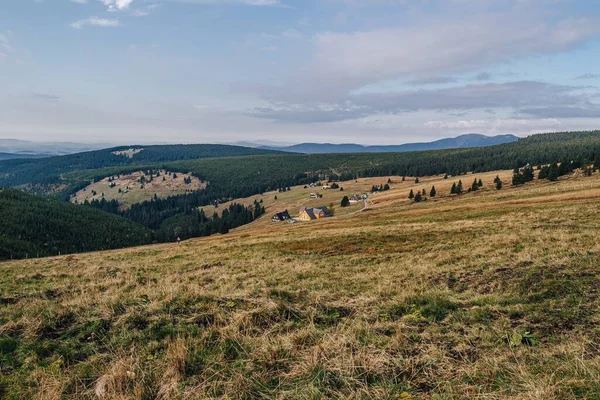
[0,189,153,260]
[0,189,264,261]
[0,144,284,187]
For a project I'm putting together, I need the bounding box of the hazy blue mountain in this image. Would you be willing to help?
[0,139,115,156]
[259,134,520,154]
[0,152,48,160]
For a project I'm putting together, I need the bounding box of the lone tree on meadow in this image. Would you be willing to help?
[450,182,457,194]
[478,178,483,187]
[430,186,436,197]
[471,178,479,191]
[456,180,463,194]
[415,177,419,184]
[409,189,414,200]
[414,192,423,202]
[341,196,350,207]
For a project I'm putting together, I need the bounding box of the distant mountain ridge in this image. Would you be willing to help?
[0,152,48,161]
[258,134,520,154]
[0,139,114,157]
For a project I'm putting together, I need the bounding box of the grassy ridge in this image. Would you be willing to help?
[1,171,600,398]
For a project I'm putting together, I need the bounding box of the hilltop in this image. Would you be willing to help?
[1,167,600,398]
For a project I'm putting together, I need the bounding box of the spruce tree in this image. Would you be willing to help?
[457,180,463,194]
[471,178,479,191]
[409,189,414,199]
[422,188,426,196]
[415,177,419,184]
[478,179,483,187]
[414,192,423,202]
[430,186,436,197]
[341,196,350,207]
[451,182,456,194]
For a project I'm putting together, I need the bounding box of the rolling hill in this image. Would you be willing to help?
[260,133,519,153]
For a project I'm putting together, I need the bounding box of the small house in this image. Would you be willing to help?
[271,210,291,222]
[349,194,361,204]
[298,206,331,221]
[310,193,319,199]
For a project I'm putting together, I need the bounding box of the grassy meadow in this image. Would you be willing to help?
[71,170,204,209]
[1,169,600,399]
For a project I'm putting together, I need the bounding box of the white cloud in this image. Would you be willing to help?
[310,17,600,95]
[425,118,562,131]
[103,0,134,11]
[70,0,88,4]
[0,32,15,60]
[70,16,121,29]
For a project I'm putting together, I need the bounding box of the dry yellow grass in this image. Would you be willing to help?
[70,170,204,208]
[2,169,600,399]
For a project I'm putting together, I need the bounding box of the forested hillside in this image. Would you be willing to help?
[0,189,153,260]
[0,144,285,187]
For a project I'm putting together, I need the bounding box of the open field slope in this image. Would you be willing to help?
[2,170,600,399]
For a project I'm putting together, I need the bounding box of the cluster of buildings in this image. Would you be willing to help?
[271,192,368,223]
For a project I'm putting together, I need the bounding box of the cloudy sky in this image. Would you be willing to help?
[1,0,599,145]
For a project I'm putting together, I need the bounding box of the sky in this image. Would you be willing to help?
[1,0,600,145]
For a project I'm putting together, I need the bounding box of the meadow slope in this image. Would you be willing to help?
[1,170,600,399]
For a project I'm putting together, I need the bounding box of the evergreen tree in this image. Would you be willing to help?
[450,182,456,194]
[471,178,479,191]
[341,196,350,207]
[493,175,502,190]
[402,176,406,182]
[409,189,414,199]
[457,180,463,194]
[430,186,436,197]
[415,177,420,184]
[478,179,483,187]
[548,163,559,181]
[414,192,423,202]
[422,188,426,196]
[384,183,390,191]
[444,174,448,179]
